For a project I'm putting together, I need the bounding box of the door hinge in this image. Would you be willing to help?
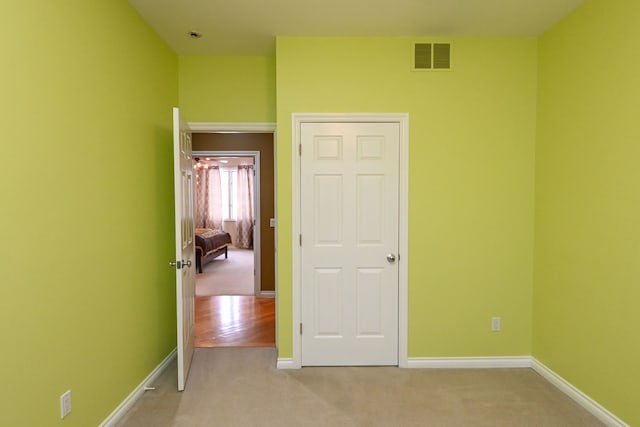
[299,144,302,156]
[299,323,303,335]
[299,234,302,246]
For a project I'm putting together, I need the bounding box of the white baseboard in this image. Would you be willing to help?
[257,291,276,298]
[407,356,532,369]
[280,356,531,370]
[276,358,300,369]
[407,356,626,425]
[100,348,177,427]
[531,358,628,427]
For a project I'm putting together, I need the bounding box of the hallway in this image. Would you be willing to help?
[195,296,275,347]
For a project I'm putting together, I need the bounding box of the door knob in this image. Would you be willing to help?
[386,253,397,263]
[169,260,192,269]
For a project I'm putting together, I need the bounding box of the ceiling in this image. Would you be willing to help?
[127,0,585,56]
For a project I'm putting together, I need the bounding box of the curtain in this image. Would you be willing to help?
[195,166,223,230]
[235,165,254,249]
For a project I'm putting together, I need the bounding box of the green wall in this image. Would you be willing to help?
[179,56,276,122]
[0,1,178,426]
[534,0,640,424]
[275,37,537,359]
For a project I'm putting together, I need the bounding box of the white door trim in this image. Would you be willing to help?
[291,113,409,369]
[193,150,262,296]
[189,122,276,133]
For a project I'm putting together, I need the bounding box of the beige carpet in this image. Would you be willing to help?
[116,348,605,427]
[196,247,254,296]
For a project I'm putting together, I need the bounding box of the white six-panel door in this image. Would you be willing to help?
[173,108,195,390]
[300,122,400,366]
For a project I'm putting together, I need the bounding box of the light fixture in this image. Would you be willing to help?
[193,157,232,169]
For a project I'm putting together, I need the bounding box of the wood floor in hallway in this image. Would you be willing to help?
[195,295,275,348]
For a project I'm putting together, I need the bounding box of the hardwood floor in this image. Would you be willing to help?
[195,295,275,348]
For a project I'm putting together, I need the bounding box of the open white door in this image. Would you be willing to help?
[172,107,195,390]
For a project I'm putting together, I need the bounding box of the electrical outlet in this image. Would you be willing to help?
[60,390,72,419]
[491,317,501,332]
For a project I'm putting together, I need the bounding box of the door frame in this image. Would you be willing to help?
[291,113,409,369]
[192,150,262,296]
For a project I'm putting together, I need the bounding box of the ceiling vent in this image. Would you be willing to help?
[413,42,452,71]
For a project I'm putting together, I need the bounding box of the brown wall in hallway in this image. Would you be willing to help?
[192,133,275,293]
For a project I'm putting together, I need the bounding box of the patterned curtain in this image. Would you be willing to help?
[235,165,254,249]
[195,166,223,230]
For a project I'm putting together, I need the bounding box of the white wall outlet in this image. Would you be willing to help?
[60,390,72,419]
[491,317,501,332]
[269,218,276,227]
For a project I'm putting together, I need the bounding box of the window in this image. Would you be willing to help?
[219,167,237,220]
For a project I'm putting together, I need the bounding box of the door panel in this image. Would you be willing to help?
[356,268,384,336]
[314,268,343,336]
[314,175,343,244]
[357,175,385,243]
[173,107,195,390]
[301,122,400,366]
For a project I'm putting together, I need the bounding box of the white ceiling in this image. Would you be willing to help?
[128,0,585,56]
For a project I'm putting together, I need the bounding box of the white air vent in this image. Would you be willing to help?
[413,42,452,71]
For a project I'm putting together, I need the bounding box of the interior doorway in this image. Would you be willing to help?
[191,129,276,348]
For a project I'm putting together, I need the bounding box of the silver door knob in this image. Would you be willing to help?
[386,253,397,263]
[169,260,191,269]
